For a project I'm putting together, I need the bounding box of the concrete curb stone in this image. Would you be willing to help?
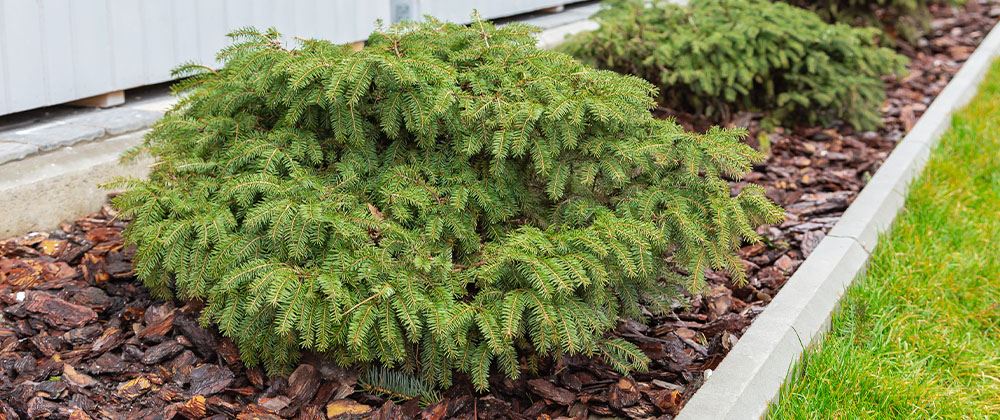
[0,131,152,239]
[680,237,868,418]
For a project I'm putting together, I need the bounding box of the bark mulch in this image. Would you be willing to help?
[1,2,997,419]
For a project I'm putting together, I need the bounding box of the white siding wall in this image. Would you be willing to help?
[0,0,577,116]
[415,0,568,23]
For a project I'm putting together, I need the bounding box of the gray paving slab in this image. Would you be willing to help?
[536,19,600,49]
[0,122,105,152]
[516,3,602,29]
[71,107,164,136]
[0,142,40,165]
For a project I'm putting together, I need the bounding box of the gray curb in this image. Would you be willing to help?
[677,22,1000,420]
[0,131,152,239]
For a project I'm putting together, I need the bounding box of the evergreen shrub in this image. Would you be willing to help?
[113,20,782,390]
[560,0,907,130]
[784,0,935,43]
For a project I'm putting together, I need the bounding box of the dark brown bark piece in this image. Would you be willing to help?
[90,327,125,353]
[141,340,184,365]
[188,364,235,396]
[206,396,240,417]
[88,352,126,375]
[706,285,733,320]
[286,363,321,407]
[0,399,18,420]
[30,333,64,356]
[22,291,97,329]
[138,308,175,340]
[63,363,97,388]
[69,287,113,311]
[26,397,63,418]
[63,324,103,345]
[369,400,404,420]
[257,395,290,413]
[298,405,325,420]
[608,378,641,409]
[527,378,576,406]
[237,404,283,420]
[174,314,217,359]
[216,338,241,366]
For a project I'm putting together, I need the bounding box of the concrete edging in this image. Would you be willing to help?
[0,131,152,239]
[677,22,1000,420]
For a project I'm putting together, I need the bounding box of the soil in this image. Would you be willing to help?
[1,2,997,419]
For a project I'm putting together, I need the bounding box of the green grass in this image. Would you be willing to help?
[768,61,1000,418]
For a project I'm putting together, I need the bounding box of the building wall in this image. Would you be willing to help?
[0,0,571,116]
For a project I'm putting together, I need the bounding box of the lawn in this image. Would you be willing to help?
[768,60,1000,418]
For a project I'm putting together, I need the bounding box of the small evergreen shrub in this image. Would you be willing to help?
[113,20,782,390]
[560,0,907,130]
[783,0,935,43]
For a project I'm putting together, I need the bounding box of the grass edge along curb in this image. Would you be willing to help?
[768,59,1000,419]
[677,21,1000,420]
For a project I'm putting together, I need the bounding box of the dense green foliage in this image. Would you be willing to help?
[359,366,441,406]
[783,0,934,43]
[113,20,781,390]
[561,0,907,130]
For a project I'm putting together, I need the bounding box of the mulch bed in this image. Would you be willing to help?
[1,3,997,419]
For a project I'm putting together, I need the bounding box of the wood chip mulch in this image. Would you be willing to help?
[1,2,997,419]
